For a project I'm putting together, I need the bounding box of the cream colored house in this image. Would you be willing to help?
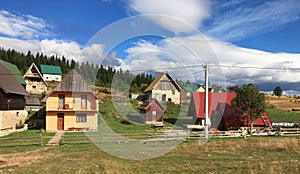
[144,72,181,104]
[42,69,99,132]
[23,63,48,94]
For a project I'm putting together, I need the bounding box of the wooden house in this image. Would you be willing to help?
[42,69,99,132]
[25,94,43,111]
[40,64,62,82]
[188,92,272,131]
[0,59,28,131]
[139,99,165,126]
[23,63,47,94]
[144,72,181,104]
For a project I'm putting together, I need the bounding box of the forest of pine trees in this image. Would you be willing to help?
[0,47,153,93]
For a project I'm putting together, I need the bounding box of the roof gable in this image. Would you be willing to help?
[42,69,98,101]
[0,59,26,85]
[144,72,181,92]
[139,99,165,111]
[40,64,62,75]
[23,63,48,86]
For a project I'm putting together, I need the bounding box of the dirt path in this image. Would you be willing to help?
[0,147,60,171]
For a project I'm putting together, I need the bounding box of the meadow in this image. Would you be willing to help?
[0,134,299,174]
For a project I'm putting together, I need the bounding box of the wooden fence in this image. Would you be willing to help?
[1,129,299,147]
[0,133,52,147]
[60,130,247,145]
[278,128,300,136]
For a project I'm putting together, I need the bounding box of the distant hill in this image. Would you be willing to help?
[266,95,300,113]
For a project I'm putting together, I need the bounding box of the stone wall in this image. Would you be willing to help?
[0,110,28,131]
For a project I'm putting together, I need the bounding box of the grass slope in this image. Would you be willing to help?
[0,137,299,174]
[266,108,300,123]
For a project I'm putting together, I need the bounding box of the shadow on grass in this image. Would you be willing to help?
[164,118,194,128]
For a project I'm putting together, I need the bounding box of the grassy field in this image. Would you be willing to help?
[265,95,300,123]
[99,99,194,134]
[266,108,300,123]
[0,95,299,173]
[0,130,55,154]
[266,95,300,112]
[0,136,299,174]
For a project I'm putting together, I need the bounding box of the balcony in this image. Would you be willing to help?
[46,102,98,112]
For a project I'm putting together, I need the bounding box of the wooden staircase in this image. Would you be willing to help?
[261,115,272,129]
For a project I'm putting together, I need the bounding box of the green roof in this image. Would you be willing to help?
[183,85,201,92]
[40,64,62,75]
[0,59,26,85]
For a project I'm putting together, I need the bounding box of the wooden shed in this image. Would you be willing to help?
[139,99,165,126]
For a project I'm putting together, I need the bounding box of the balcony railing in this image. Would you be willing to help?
[46,102,97,111]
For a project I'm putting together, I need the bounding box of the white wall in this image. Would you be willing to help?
[43,74,62,82]
[0,110,28,131]
[151,89,181,104]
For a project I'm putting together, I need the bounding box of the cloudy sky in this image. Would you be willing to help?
[0,0,300,94]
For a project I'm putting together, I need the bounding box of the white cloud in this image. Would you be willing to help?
[205,0,300,41]
[128,0,211,33]
[0,10,52,39]
[116,35,300,93]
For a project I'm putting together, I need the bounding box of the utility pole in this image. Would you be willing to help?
[204,64,209,139]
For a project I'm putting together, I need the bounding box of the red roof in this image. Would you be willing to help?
[241,112,272,126]
[190,92,272,128]
[191,92,236,119]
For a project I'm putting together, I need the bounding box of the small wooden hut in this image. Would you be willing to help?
[139,99,165,126]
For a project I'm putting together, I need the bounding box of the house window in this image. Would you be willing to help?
[76,113,87,123]
[172,90,175,95]
[59,94,65,108]
[81,95,87,109]
[162,94,166,101]
[152,110,157,116]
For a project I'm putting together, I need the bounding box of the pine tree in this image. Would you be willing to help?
[273,86,283,97]
[231,84,267,134]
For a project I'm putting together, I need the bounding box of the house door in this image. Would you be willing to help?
[57,113,64,130]
[152,110,157,122]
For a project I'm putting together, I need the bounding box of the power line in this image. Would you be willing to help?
[209,64,300,71]
[173,70,205,79]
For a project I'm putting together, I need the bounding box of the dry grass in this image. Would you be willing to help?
[266,95,300,112]
[0,137,299,174]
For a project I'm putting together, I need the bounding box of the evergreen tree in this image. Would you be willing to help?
[273,86,283,97]
[231,84,267,134]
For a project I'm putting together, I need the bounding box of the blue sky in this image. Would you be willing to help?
[1,0,299,52]
[0,0,300,94]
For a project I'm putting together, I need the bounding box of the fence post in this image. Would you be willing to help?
[62,134,64,145]
[40,132,43,146]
